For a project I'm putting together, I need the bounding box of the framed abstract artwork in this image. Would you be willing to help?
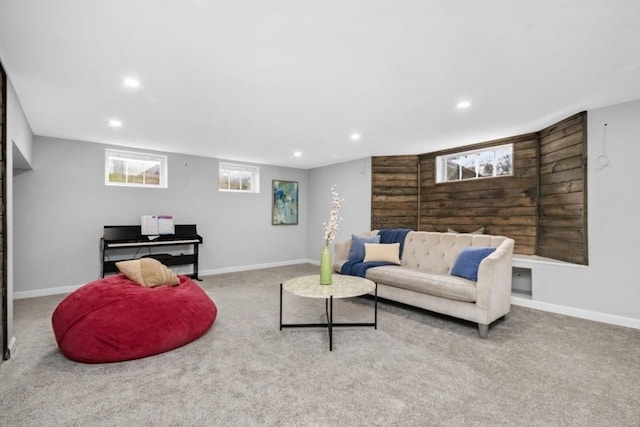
[272,180,298,225]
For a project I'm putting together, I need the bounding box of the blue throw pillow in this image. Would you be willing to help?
[451,247,496,282]
[348,234,381,262]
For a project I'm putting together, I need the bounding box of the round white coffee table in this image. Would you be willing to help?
[279,274,377,351]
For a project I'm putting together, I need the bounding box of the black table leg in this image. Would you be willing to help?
[374,283,378,329]
[328,296,333,351]
[279,283,283,331]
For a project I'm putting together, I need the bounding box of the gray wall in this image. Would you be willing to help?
[6,76,34,350]
[518,100,640,322]
[13,136,308,294]
[307,158,372,259]
[7,78,32,170]
[12,100,640,323]
[567,100,639,317]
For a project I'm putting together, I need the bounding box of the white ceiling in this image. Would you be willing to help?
[1,1,639,169]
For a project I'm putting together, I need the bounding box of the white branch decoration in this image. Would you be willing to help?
[323,185,345,247]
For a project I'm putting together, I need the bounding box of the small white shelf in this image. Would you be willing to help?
[512,254,587,269]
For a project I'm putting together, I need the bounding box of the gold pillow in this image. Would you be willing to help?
[116,258,180,287]
[363,243,401,264]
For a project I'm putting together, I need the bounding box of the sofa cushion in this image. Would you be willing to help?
[348,234,381,262]
[365,265,477,303]
[451,247,496,282]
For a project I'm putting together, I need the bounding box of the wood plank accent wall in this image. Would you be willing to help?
[369,112,588,264]
[537,112,588,264]
[419,134,539,255]
[371,155,419,230]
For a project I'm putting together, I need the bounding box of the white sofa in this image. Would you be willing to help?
[333,231,515,338]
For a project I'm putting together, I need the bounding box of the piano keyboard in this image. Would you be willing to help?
[107,239,200,248]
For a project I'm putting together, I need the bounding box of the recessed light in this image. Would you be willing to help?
[293,151,302,157]
[122,77,141,88]
[457,100,472,109]
[108,119,122,128]
[350,133,361,141]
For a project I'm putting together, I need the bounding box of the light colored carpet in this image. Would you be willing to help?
[1,264,639,426]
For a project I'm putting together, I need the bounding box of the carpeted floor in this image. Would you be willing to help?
[1,264,639,426]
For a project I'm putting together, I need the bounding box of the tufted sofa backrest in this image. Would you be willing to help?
[401,232,509,274]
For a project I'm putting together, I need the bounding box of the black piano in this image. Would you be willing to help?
[101,224,203,279]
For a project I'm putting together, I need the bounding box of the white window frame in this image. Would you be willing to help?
[436,143,513,183]
[105,149,168,188]
[218,162,260,193]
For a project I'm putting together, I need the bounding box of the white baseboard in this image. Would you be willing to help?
[199,259,310,276]
[7,336,16,358]
[13,259,312,300]
[511,295,640,330]
[13,284,83,300]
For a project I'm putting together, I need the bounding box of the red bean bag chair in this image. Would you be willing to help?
[52,274,217,363]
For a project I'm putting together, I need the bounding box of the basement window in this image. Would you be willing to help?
[105,149,168,188]
[219,162,260,193]
[436,144,513,183]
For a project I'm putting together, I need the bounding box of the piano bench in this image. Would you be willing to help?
[51,274,217,363]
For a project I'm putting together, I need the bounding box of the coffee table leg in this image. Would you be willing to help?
[374,283,378,330]
[329,296,333,351]
[279,283,283,331]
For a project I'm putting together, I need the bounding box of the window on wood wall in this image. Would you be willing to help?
[436,144,513,183]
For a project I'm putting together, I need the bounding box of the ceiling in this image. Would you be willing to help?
[1,1,639,169]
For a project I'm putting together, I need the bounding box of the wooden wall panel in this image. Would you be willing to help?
[537,112,587,264]
[370,112,588,264]
[371,155,419,230]
[419,134,539,254]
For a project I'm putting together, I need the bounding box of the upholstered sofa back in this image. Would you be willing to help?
[401,232,510,274]
[334,230,513,275]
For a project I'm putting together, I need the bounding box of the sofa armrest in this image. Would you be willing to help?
[332,230,379,273]
[475,238,515,321]
[333,239,351,272]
